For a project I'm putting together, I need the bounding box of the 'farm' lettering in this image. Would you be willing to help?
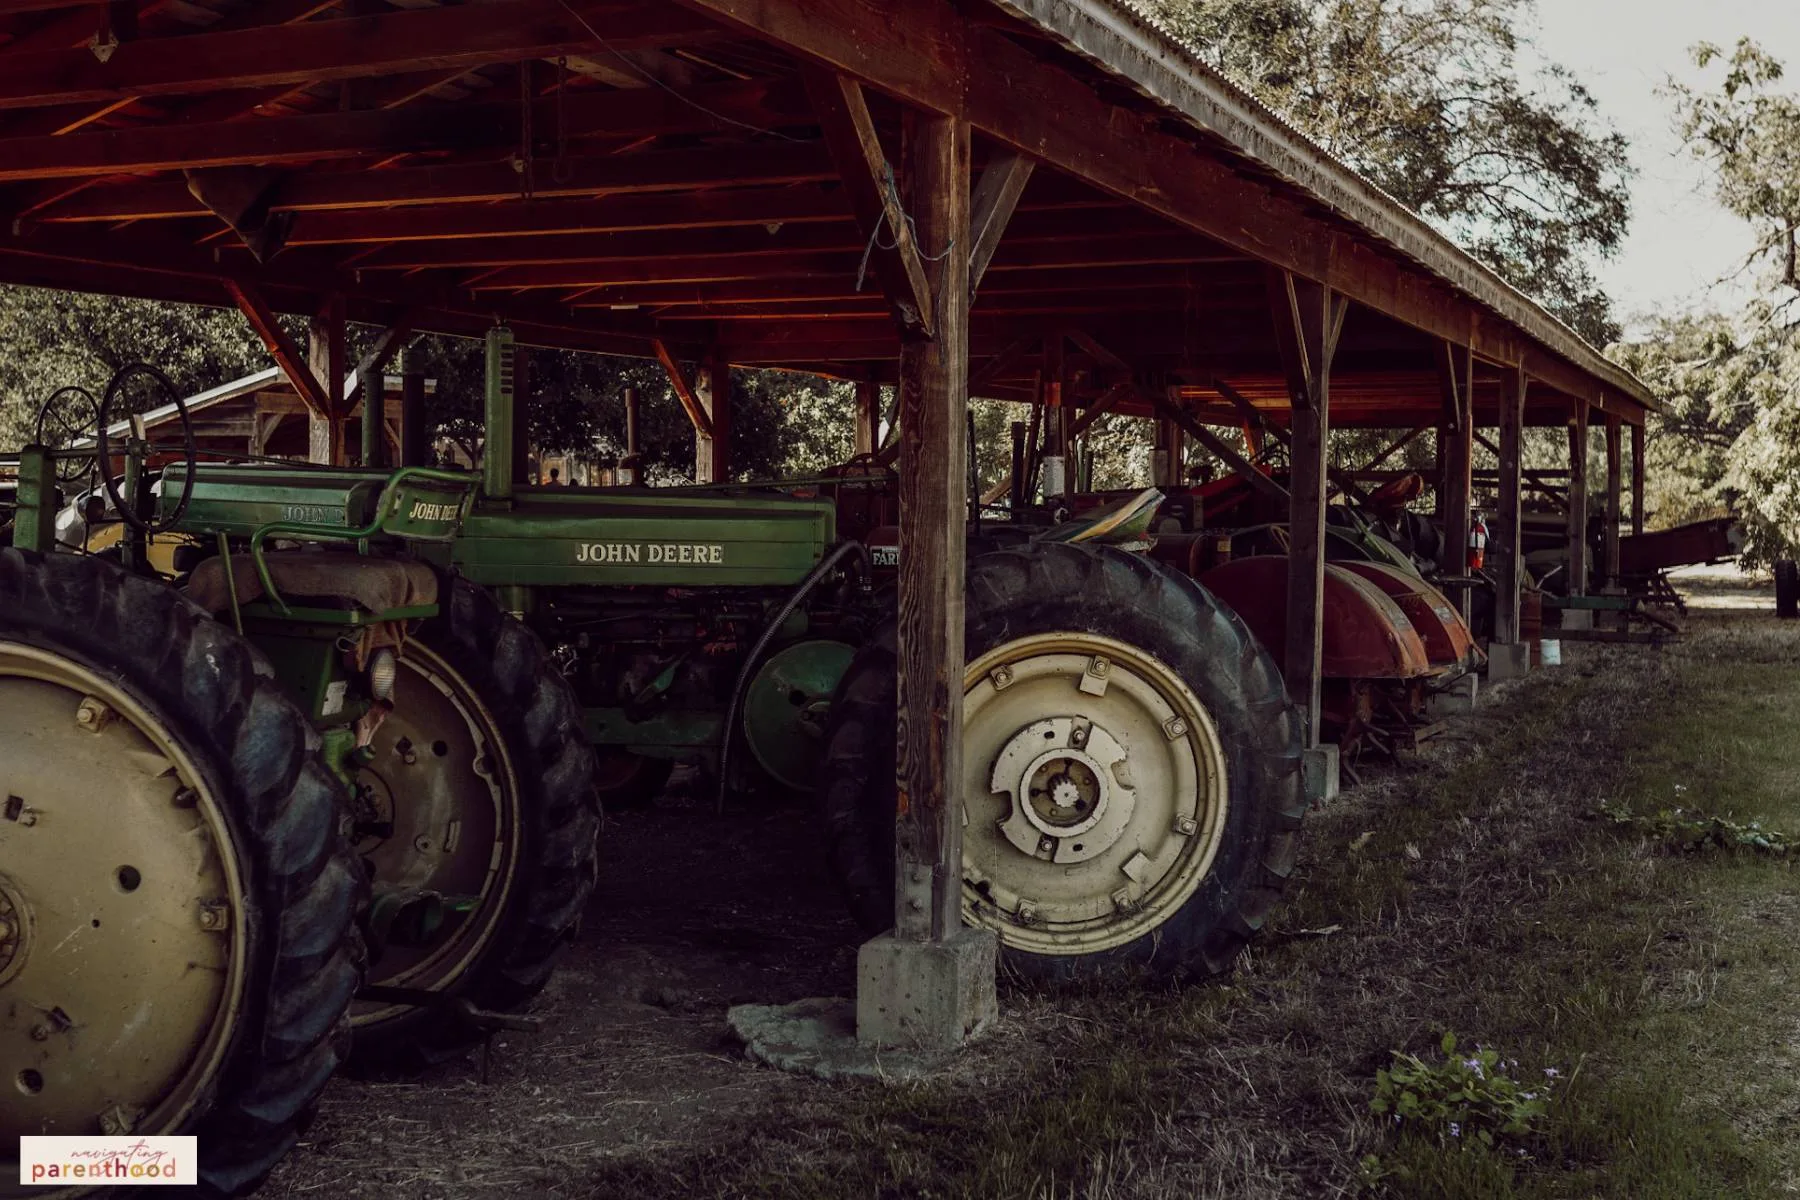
[576,542,725,565]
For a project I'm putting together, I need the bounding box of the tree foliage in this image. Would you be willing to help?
[1138,0,1633,343]
[1666,39,1800,298]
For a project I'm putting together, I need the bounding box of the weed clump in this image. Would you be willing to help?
[1596,802,1793,855]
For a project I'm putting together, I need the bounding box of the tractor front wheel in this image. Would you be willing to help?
[818,542,1305,980]
[0,548,363,1197]
[349,575,597,1066]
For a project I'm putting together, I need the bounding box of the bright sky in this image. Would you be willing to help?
[1529,1,1800,334]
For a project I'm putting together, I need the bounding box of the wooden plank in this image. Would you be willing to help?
[892,109,970,942]
[0,1,717,111]
[1630,422,1645,536]
[307,294,347,466]
[0,77,809,180]
[802,70,935,338]
[1437,342,1473,588]
[1274,272,1344,744]
[344,314,416,413]
[1154,393,1289,506]
[653,339,714,441]
[967,152,1034,297]
[1604,414,1622,586]
[1494,367,1526,645]
[1566,401,1589,596]
[695,348,732,482]
[853,379,879,456]
[223,278,329,417]
[31,146,839,224]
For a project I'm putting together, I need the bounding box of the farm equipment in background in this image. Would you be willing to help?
[2,333,1313,1192]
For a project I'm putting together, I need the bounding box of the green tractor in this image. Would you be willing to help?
[1,331,1302,1193]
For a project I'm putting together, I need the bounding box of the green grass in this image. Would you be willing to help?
[577,618,1800,1199]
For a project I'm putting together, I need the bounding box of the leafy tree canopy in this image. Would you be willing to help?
[1138,0,1633,343]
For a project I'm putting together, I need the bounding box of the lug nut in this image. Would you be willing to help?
[1163,716,1188,739]
[1015,902,1038,925]
[991,666,1014,690]
[1174,815,1198,836]
[29,1025,49,1042]
[75,697,112,733]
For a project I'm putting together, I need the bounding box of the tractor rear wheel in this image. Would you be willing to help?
[349,575,597,1066]
[0,548,363,1197]
[818,543,1305,980]
[1776,559,1797,620]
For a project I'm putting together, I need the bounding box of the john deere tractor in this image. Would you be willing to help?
[1,330,1302,1194]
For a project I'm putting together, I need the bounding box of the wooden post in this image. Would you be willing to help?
[892,110,970,944]
[1152,418,1184,487]
[695,348,731,483]
[1437,343,1474,607]
[1630,422,1645,535]
[1494,367,1526,647]
[307,295,346,465]
[1269,270,1346,747]
[1041,333,1067,500]
[1604,415,1622,585]
[854,379,880,457]
[1565,401,1589,598]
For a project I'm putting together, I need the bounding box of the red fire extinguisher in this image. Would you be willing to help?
[1467,515,1489,571]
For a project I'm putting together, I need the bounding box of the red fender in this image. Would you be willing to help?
[1336,561,1482,672]
[1197,556,1433,680]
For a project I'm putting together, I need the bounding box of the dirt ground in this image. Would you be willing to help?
[266,770,866,1198]
[264,564,1790,1200]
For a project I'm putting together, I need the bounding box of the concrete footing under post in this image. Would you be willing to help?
[856,927,997,1049]
[725,928,998,1081]
[1427,672,1479,717]
[1303,744,1340,806]
[1488,641,1531,680]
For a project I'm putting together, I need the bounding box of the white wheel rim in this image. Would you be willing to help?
[960,632,1230,956]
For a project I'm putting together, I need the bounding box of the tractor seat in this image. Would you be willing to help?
[186,551,438,617]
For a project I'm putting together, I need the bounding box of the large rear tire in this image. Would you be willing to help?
[0,548,363,1198]
[818,543,1305,980]
[349,575,598,1066]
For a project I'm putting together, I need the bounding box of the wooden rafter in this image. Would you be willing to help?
[1154,391,1288,505]
[0,77,810,181]
[653,338,714,439]
[802,70,935,338]
[0,1,715,111]
[224,279,329,417]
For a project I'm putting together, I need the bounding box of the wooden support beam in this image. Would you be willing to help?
[307,294,347,466]
[1437,342,1473,588]
[400,369,428,468]
[1604,414,1622,586]
[1566,401,1589,597]
[803,70,936,338]
[223,279,329,418]
[0,77,808,181]
[653,338,714,441]
[1042,330,1068,500]
[1155,393,1289,507]
[512,342,532,486]
[344,314,415,413]
[853,379,880,457]
[892,110,971,943]
[1472,430,1569,513]
[1269,270,1346,743]
[0,1,716,111]
[1630,423,1646,536]
[695,348,731,483]
[966,152,1034,297]
[1494,368,1527,646]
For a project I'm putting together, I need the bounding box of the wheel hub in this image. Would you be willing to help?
[0,643,246,1140]
[959,633,1230,957]
[0,877,27,988]
[991,718,1134,863]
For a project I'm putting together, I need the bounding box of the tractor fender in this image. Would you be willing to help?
[1196,555,1433,680]
[1336,560,1483,673]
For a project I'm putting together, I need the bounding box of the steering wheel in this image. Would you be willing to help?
[96,363,197,534]
[33,385,99,484]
